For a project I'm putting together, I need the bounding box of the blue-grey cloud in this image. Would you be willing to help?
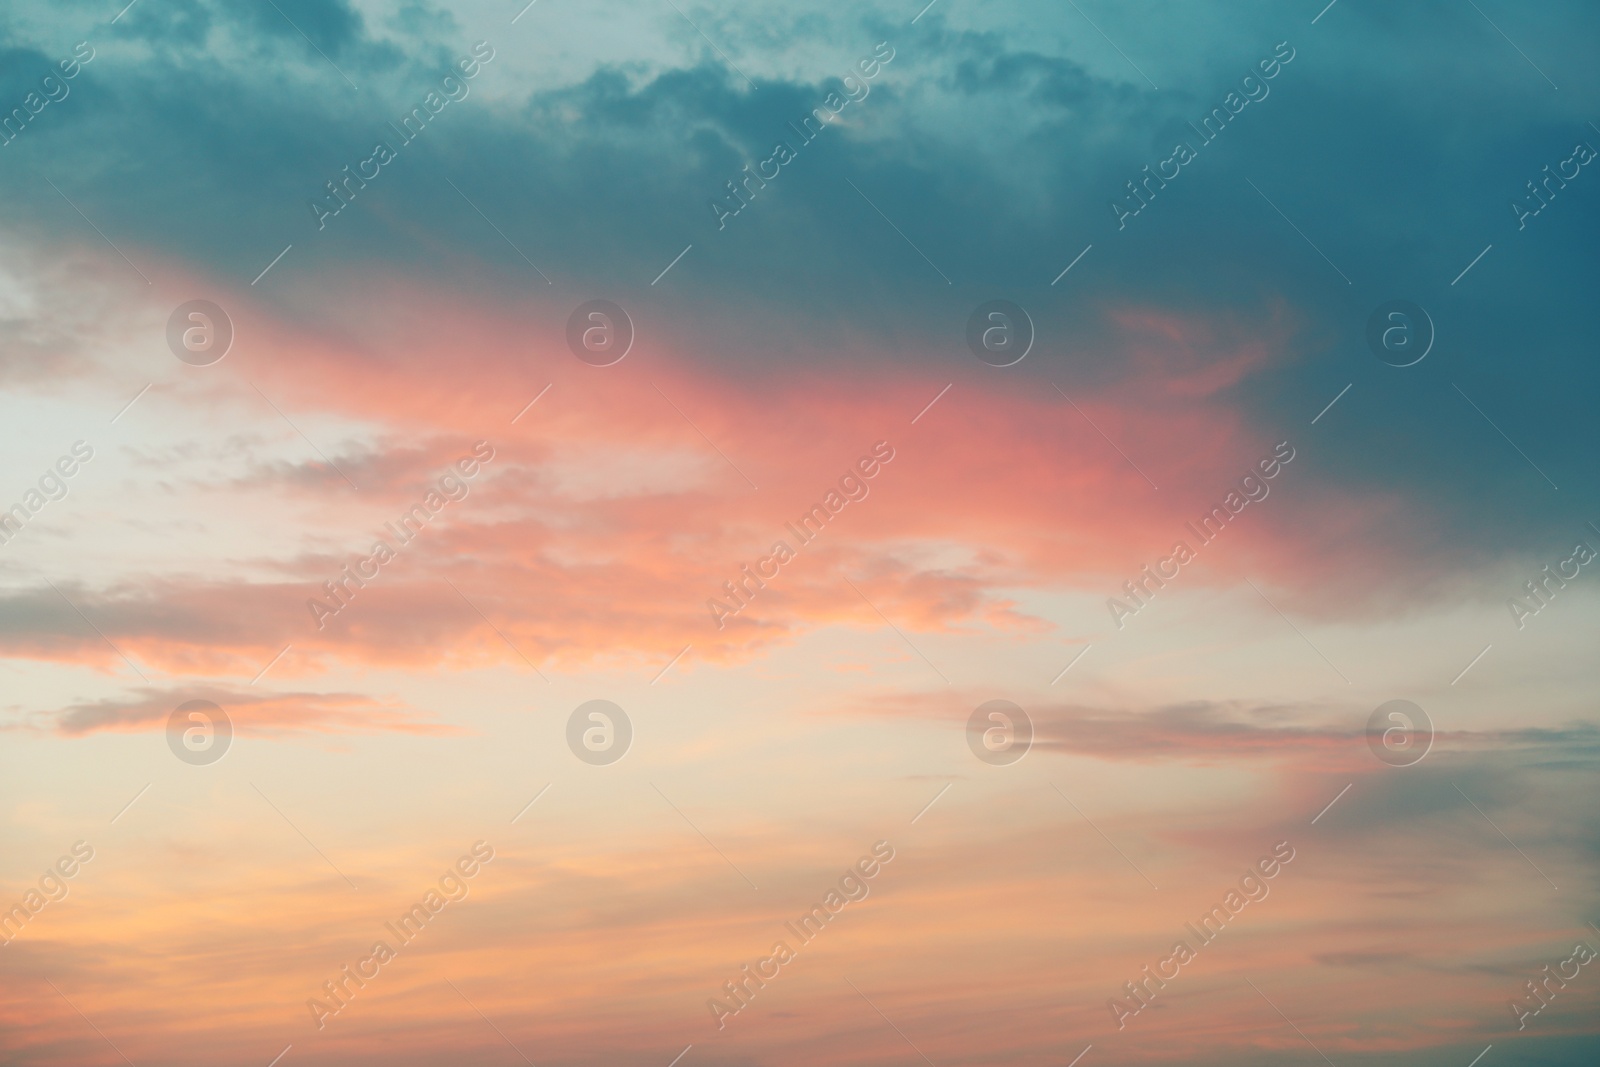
[0,0,1596,613]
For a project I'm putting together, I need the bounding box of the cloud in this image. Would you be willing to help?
[0,301,1564,683]
[0,0,1591,600]
[37,685,456,737]
[1,6,1597,1067]
[854,690,1600,768]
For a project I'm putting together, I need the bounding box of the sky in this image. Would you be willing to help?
[1,1,1597,1065]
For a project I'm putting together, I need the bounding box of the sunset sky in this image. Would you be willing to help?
[2,1,1597,1066]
